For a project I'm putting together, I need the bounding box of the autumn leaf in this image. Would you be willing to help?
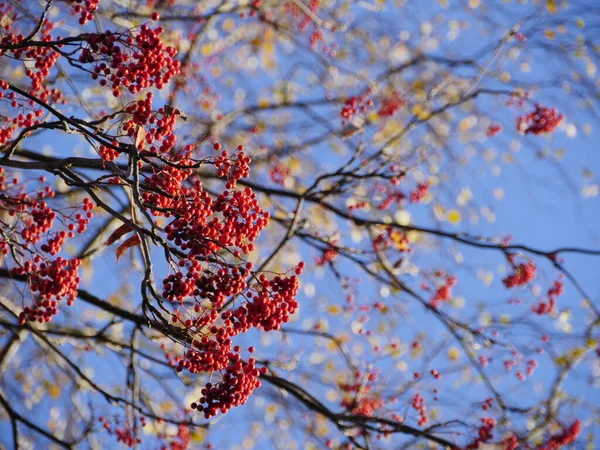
[106,223,134,246]
[165,104,187,122]
[447,209,462,225]
[341,116,365,139]
[116,234,141,261]
[0,14,13,29]
[134,126,146,150]
[341,123,363,139]
[49,384,61,398]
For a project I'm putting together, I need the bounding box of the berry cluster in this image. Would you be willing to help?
[0,170,94,323]
[502,258,536,288]
[532,279,564,315]
[98,142,121,162]
[269,162,291,186]
[190,357,266,418]
[409,182,429,203]
[481,398,494,411]
[340,96,373,124]
[121,93,181,153]
[465,417,496,449]
[502,435,519,450]
[315,245,338,266]
[159,424,191,450]
[517,104,563,135]
[20,40,60,99]
[486,124,503,137]
[81,26,180,97]
[0,84,48,147]
[339,371,385,417]
[214,145,252,188]
[430,275,457,308]
[377,192,405,210]
[137,137,302,417]
[68,0,99,25]
[243,273,301,331]
[537,420,581,450]
[99,417,142,448]
[378,92,406,117]
[309,29,323,49]
[1,21,64,102]
[19,200,56,244]
[411,392,428,426]
[373,227,411,253]
[284,0,321,30]
[15,258,81,324]
[160,185,266,261]
[525,359,538,377]
[351,397,384,417]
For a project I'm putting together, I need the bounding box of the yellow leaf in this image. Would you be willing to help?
[447,209,462,225]
[49,384,61,398]
[570,347,586,359]
[412,80,425,91]
[546,0,558,13]
[267,404,277,414]
[556,356,569,367]
[160,401,174,413]
[191,429,206,443]
[263,28,276,69]
[412,104,431,120]
[448,347,460,361]
[389,347,402,358]
[328,305,341,315]
[201,44,212,56]
[222,18,234,32]
[12,66,24,80]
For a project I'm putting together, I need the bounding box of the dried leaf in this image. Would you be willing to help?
[107,223,134,246]
[116,234,141,262]
[134,126,146,150]
[341,117,365,140]
[165,104,187,122]
[0,14,13,29]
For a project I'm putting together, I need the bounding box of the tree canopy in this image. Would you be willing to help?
[0,0,599,449]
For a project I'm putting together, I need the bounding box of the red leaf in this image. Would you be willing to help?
[116,235,141,262]
[106,223,134,246]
